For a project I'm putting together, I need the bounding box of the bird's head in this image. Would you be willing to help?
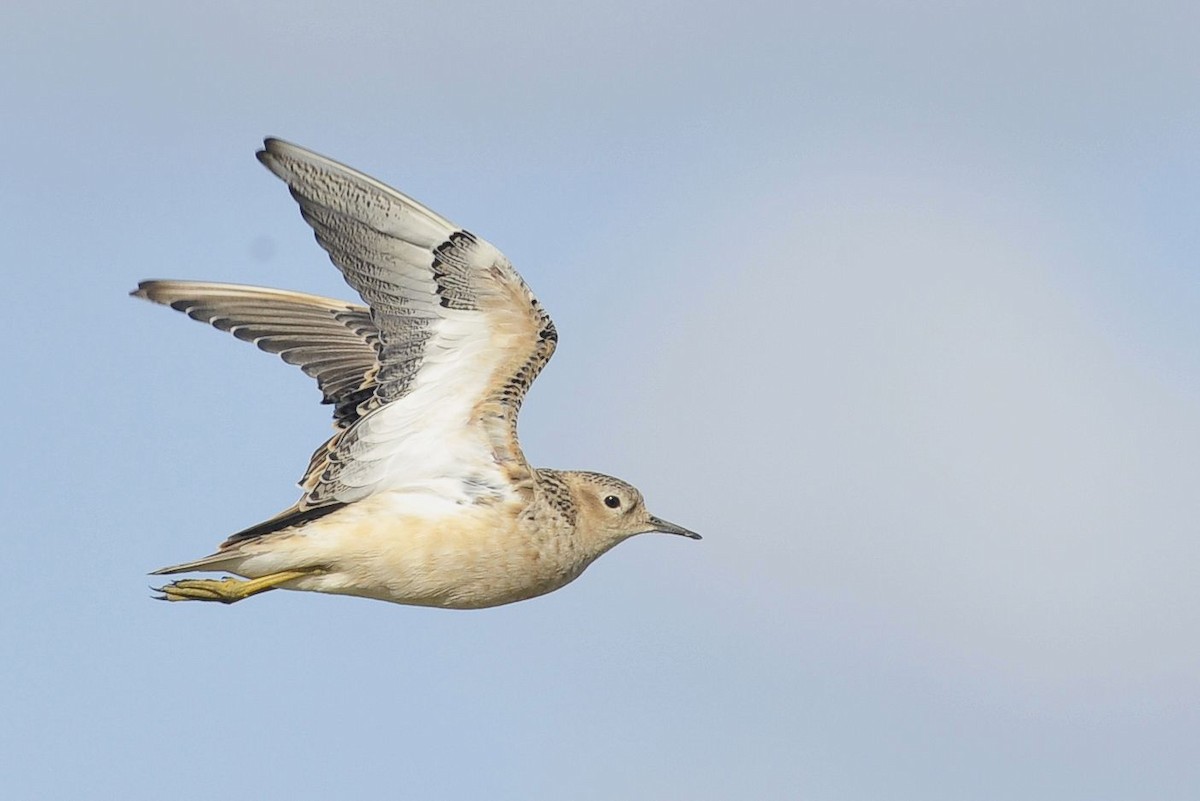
[559,471,700,556]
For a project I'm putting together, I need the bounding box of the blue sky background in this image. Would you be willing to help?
[2,1,1198,798]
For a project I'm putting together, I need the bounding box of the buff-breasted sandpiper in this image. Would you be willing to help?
[134,138,698,608]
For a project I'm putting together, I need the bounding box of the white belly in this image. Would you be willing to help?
[228,492,583,608]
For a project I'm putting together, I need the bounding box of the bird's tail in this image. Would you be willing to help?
[150,552,242,576]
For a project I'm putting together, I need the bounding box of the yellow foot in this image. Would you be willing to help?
[154,569,317,604]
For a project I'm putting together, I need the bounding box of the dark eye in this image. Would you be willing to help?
[604,495,621,509]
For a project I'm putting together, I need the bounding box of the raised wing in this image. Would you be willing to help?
[132,281,380,427]
[256,138,558,509]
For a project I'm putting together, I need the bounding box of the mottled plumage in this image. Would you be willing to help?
[135,138,697,608]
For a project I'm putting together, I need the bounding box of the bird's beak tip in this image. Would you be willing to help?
[648,515,701,540]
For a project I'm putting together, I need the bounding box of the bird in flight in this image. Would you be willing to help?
[134,138,698,608]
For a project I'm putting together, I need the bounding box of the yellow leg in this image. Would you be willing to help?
[154,569,317,604]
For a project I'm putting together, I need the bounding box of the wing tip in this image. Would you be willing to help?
[131,279,192,305]
[257,137,314,177]
[260,135,291,153]
[130,280,158,301]
[256,139,284,177]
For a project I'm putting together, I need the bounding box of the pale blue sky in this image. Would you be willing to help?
[2,1,1198,798]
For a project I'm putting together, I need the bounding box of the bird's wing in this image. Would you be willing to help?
[132,281,381,428]
[256,138,558,509]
